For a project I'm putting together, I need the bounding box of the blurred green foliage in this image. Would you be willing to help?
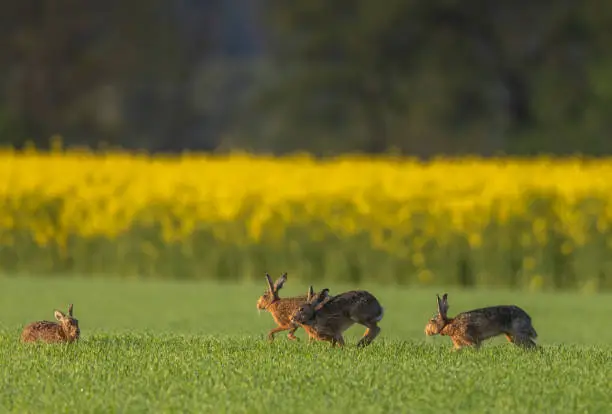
[2,1,612,156]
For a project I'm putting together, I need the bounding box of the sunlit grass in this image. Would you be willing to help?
[0,276,610,413]
[1,335,609,413]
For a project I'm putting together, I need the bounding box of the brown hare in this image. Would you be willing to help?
[291,286,384,347]
[424,293,538,350]
[256,272,308,341]
[21,304,80,343]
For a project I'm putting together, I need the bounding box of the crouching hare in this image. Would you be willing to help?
[291,287,384,347]
[424,293,538,350]
[21,304,80,344]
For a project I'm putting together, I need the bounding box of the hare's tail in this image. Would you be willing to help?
[373,307,384,322]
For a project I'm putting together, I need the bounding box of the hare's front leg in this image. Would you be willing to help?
[451,337,469,351]
[456,336,480,351]
[287,325,299,341]
[267,326,289,341]
[319,333,337,347]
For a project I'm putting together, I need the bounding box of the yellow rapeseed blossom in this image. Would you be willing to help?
[1,149,612,257]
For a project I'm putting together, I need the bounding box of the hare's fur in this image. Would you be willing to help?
[256,273,307,341]
[21,304,80,344]
[425,293,537,350]
[292,287,384,347]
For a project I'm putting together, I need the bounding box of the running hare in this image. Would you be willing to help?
[256,272,307,341]
[291,286,384,347]
[424,293,538,350]
[21,304,80,343]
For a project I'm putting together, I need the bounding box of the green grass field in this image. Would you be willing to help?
[1,276,610,413]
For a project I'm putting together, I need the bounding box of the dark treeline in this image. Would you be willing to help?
[1,0,611,156]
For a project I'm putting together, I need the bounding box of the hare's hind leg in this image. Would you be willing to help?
[21,327,34,343]
[357,322,381,347]
[513,334,537,349]
[504,332,535,348]
[510,318,537,348]
[510,324,537,349]
[330,334,345,348]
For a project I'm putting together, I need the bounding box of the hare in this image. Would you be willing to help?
[291,286,384,347]
[424,293,538,350]
[256,272,308,341]
[21,304,80,343]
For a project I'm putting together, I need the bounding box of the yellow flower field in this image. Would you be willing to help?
[1,147,611,288]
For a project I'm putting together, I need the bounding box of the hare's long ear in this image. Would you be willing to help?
[54,310,66,321]
[68,304,74,317]
[274,272,287,291]
[307,286,315,301]
[313,288,331,310]
[438,293,449,318]
[317,288,329,302]
[436,294,443,316]
[265,273,275,293]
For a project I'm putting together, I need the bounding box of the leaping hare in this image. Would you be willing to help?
[424,293,538,350]
[21,304,80,343]
[256,272,308,341]
[291,286,384,347]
